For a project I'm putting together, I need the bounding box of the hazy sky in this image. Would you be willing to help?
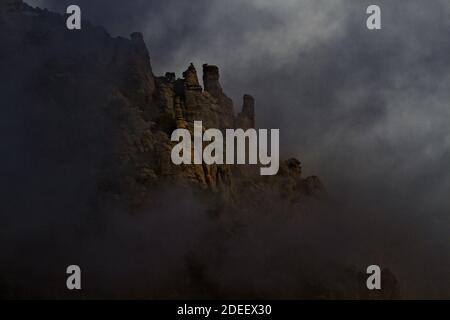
[22,0,450,296]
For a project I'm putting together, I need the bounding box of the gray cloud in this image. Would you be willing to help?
[21,0,450,297]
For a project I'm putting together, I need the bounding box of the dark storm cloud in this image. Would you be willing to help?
[22,0,450,297]
[26,0,215,70]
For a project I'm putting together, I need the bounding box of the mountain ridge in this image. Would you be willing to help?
[0,0,324,210]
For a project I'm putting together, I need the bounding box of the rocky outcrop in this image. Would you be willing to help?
[202,64,235,129]
[0,0,324,209]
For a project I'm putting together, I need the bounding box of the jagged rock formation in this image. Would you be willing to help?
[0,0,325,209]
[135,59,328,207]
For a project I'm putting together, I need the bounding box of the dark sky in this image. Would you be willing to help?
[23,0,450,296]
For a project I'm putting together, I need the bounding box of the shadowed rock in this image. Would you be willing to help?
[237,94,255,129]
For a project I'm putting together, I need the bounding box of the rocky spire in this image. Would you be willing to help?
[202,64,223,97]
[237,94,255,129]
[182,63,202,91]
[201,64,235,128]
[242,94,255,121]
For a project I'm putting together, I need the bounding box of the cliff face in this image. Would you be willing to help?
[0,1,324,210]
